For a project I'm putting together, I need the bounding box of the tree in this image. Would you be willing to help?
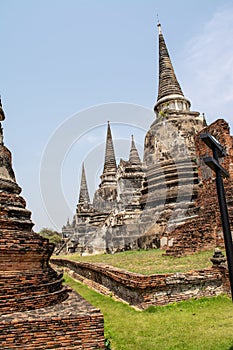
[37,227,62,245]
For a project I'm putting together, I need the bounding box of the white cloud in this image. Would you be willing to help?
[182,5,233,129]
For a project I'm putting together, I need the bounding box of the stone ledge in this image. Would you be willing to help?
[52,258,230,310]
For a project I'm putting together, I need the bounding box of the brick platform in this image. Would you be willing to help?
[52,258,230,310]
[0,290,104,349]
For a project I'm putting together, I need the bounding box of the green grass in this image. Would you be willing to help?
[59,249,214,274]
[65,274,233,350]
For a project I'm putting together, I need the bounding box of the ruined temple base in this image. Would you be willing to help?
[53,258,230,310]
[0,290,105,349]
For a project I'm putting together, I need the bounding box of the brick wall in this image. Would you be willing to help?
[52,258,230,310]
[164,119,233,256]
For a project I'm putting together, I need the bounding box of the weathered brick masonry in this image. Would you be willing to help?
[165,119,233,256]
[52,257,230,310]
[0,291,104,349]
[0,101,104,349]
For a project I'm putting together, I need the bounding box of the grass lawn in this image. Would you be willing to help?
[65,274,233,350]
[59,249,214,274]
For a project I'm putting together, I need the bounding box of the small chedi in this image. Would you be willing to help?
[0,100,104,348]
[61,23,233,256]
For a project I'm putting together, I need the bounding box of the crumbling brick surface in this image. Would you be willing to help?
[164,119,233,256]
[53,258,230,310]
[0,291,104,349]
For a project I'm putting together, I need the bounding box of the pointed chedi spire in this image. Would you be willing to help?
[155,23,190,114]
[93,121,117,212]
[66,217,71,227]
[129,135,141,164]
[103,121,117,175]
[77,163,94,215]
[99,121,117,188]
[157,23,183,100]
[78,163,90,205]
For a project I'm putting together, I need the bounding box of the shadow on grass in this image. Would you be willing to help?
[228,346,233,350]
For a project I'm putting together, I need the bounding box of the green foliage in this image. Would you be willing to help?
[60,249,213,275]
[65,275,233,350]
[37,227,62,245]
[158,109,167,119]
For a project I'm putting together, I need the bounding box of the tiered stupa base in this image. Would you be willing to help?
[0,107,104,348]
[0,290,104,349]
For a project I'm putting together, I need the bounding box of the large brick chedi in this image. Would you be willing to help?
[61,23,232,257]
[0,99,104,349]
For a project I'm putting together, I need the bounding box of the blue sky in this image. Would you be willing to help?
[1,0,233,231]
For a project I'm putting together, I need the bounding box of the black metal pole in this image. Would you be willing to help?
[213,147,233,300]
